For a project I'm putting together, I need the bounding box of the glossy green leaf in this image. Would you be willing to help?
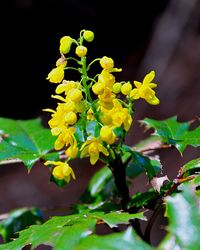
[0,117,58,169]
[80,166,118,207]
[182,157,200,174]
[128,189,158,209]
[0,207,43,243]
[126,151,161,179]
[76,227,155,250]
[141,116,200,153]
[86,120,100,137]
[0,211,146,250]
[162,184,200,250]
[87,166,113,197]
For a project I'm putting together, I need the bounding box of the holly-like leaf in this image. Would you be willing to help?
[160,184,200,250]
[141,116,200,153]
[0,207,43,243]
[126,151,162,180]
[0,211,146,250]
[77,227,155,250]
[182,157,200,174]
[0,117,58,169]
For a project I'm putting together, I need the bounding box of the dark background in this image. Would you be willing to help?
[0,0,200,247]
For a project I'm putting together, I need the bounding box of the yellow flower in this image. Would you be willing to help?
[59,36,73,54]
[130,70,160,105]
[65,143,79,159]
[112,82,122,94]
[56,57,67,67]
[56,80,80,95]
[80,137,109,165]
[83,30,94,42]
[100,126,116,144]
[44,161,75,183]
[100,56,114,70]
[54,127,76,150]
[46,65,65,83]
[64,111,77,125]
[121,82,132,95]
[98,88,116,110]
[87,108,95,120]
[75,45,87,57]
[68,89,83,103]
[100,99,133,131]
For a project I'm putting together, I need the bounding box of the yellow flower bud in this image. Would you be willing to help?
[68,89,82,103]
[83,30,94,42]
[75,45,87,57]
[112,82,122,94]
[46,65,65,84]
[121,82,132,95]
[56,57,67,67]
[65,111,77,125]
[100,56,114,69]
[92,82,105,95]
[100,126,116,144]
[65,145,78,158]
[59,36,73,54]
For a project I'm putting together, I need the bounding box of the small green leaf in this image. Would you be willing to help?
[87,167,113,197]
[86,120,100,138]
[128,189,159,209]
[0,117,58,169]
[0,211,146,250]
[163,184,200,250]
[91,211,146,228]
[77,227,155,250]
[141,116,200,153]
[182,157,200,174]
[126,151,161,179]
[0,207,43,243]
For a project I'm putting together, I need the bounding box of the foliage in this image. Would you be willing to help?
[0,29,199,249]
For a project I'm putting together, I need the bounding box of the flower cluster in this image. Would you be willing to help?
[44,29,160,184]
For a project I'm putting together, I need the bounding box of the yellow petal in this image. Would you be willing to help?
[143,70,155,84]
[90,153,99,165]
[147,95,160,105]
[133,81,142,88]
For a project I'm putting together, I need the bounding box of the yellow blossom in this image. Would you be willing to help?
[75,45,87,57]
[130,70,160,105]
[80,137,109,165]
[44,160,75,182]
[112,82,122,94]
[83,30,94,42]
[87,108,95,120]
[68,89,83,103]
[100,126,116,144]
[65,111,77,125]
[56,80,80,95]
[100,56,114,70]
[65,142,79,158]
[121,82,132,95]
[59,36,73,54]
[54,127,76,150]
[47,65,65,84]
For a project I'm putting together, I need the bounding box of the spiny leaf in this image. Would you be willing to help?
[141,116,200,153]
[125,150,162,180]
[0,117,58,169]
[161,184,200,250]
[0,211,146,250]
[76,227,155,250]
[182,157,200,174]
[0,207,43,243]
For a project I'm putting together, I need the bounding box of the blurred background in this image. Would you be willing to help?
[0,0,200,247]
